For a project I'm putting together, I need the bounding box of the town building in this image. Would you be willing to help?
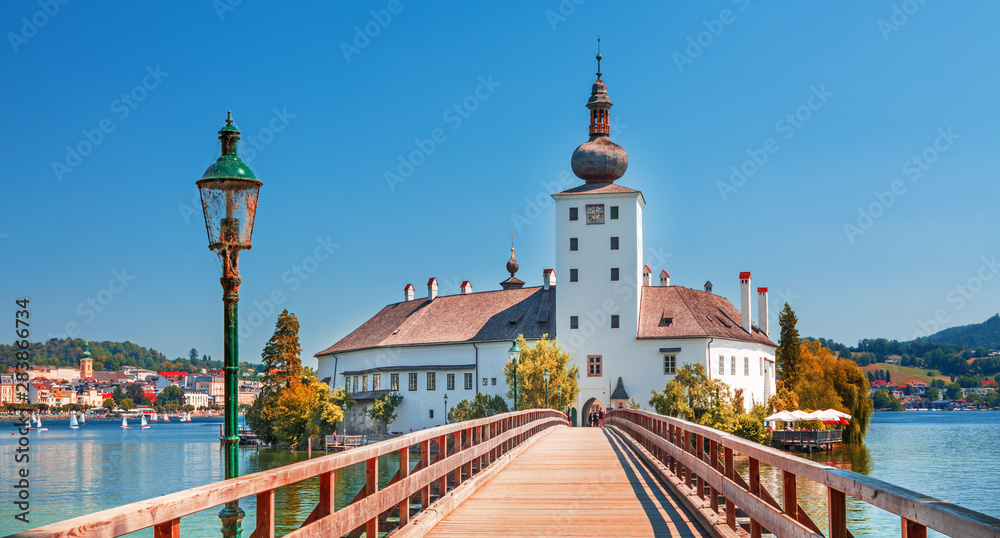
[28,382,51,406]
[315,56,777,433]
[183,389,210,409]
[0,374,17,405]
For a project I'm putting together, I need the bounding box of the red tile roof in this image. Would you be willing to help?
[637,286,775,346]
[316,286,555,356]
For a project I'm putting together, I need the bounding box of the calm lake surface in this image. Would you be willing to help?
[1,411,998,537]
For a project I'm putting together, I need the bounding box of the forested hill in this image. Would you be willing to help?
[923,314,1000,348]
[0,338,223,373]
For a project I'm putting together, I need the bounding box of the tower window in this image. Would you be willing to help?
[588,355,602,377]
[611,315,620,329]
[610,237,619,250]
[570,316,579,329]
[610,206,619,219]
[569,207,578,221]
[570,238,578,251]
[611,268,619,281]
[570,269,578,282]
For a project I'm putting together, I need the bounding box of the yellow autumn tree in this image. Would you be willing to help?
[503,335,579,410]
[792,340,873,444]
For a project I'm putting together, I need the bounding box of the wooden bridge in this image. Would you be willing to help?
[11,409,1000,538]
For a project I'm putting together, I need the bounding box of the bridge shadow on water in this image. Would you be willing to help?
[602,428,706,538]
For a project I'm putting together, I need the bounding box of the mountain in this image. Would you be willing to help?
[921,314,1000,349]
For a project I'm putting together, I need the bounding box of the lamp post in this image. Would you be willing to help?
[543,368,550,409]
[341,402,347,439]
[197,112,262,538]
[443,393,448,424]
[557,385,562,412]
[508,340,521,411]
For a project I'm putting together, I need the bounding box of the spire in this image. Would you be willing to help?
[596,36,602,77]
[500,234,524,290]
[82,337,91,358]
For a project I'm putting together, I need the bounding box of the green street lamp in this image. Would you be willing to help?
[557,385,562,412]
[341,402,347,438]
[197,112,262,538]
[543,368,550,409]
[508,340,521,411]
[444,393,448,424]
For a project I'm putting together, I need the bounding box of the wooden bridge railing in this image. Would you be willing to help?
[13,409,568,538]
[606,409,1000,538]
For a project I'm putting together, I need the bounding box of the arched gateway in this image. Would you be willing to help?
[580,397,604,426]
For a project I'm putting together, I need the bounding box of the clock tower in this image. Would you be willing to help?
[552,50,645,414]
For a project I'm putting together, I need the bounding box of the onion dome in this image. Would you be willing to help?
[570,45,628,183]
[506,247,519,276]
[500,247,524,290]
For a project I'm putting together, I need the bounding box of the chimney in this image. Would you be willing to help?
[757,287,769,336]
[642,265,652,286]
[543,269,556,290]
[704,281,713,293]
[404,283,414,302]
[659,270,670,287]
[739,272,751,333]
[460,280,472,295]
[427,277,438,300]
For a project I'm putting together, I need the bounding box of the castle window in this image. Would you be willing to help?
[362,376,368,392]
[372,374,380,391]
[429,409,434,419]
[426,372,436,391]
[447,373,455,391]
[731,356,736,376]
[744,357,749,376]
[465,373,473,390]
[570,238,578,251]
[588,355,602,377]
[570,269,578,282]
[408,373,417,391]
[570,316,579,329]
[610,206,619,219]
[611,268,619,281]
[391,373,399,391]
[664,354,676,375]
[719,356,725,376]
[611,315,620,329]
[569,207,578,221]
[610,237,619,250]
[483,377,488,386]
[491,378,497,385]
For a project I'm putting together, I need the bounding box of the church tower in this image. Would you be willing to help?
[80,340,94,379]
[553,47,645,413]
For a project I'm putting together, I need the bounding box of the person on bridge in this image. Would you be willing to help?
[598,408,605,426]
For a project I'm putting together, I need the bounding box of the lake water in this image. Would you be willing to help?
[1,411,998,537]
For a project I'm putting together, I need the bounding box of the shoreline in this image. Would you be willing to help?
[0,411,226,422]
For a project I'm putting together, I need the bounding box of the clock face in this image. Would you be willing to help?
[586,204,605,224]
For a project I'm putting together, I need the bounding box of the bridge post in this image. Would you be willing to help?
[366,457,379,537]
[437,434,448,499]
[709,440,719,514]
[398,446,410,526]
[420,439,431,509]
[828,487,846,538]
[696,434,705,501]
[782,471,797,520]
[902,517,927,538]
[724,446,736,531]
[749,457,762,538]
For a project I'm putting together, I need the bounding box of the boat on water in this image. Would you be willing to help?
[140,415,150,429]
[182,412,192,422]
[69,414,79,429]
[35,416,48,431]
[162,414,170,422]
[150,412,158,422]
[121,416,131,429]
[79,413,86,425]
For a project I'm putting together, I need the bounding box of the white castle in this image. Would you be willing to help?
[316,55,776,433]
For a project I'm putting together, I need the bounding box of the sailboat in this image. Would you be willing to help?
[79,412,86,425]
[69,414,79,429]
[182,412,191,422]
[140,414,150,429]
[162,413,170,422]
[121,416,130,429]
[150,412,158,423]
[36,416,48,431]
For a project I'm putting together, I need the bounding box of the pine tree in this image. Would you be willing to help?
[776,303,801,391]
[260,310,302,394]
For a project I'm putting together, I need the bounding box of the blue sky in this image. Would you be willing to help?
[4,1,1000,368]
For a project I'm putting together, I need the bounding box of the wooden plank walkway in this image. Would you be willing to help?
[423,427,712,537]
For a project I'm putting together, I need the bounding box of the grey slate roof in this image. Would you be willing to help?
[610,377,629,400]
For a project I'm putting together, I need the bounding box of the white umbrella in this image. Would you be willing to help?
[803,410,839,421]
[823,408,851,419]
[764,410,798,422]
[789,410,813,421]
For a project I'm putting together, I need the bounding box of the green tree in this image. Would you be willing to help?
[158,385,183,406]
[306,386,355,441]
[871,390,902,411]
[125,383,145,402]
[102,398,115,412]
[966,393,983,405]
[260,310,302,394]
[141,396,152,407]
[776,303,802,391]
[984,390,1000,408]
[925,386,939,401]
[189,348,198,361]
[627,398,643,410]
[447,393,510,423]
[502,335,579,410]
[649,363,736,429]
[112,386,125,405]
[120,398,134,411]
[368,392,404,432]
[946,383,962,400]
